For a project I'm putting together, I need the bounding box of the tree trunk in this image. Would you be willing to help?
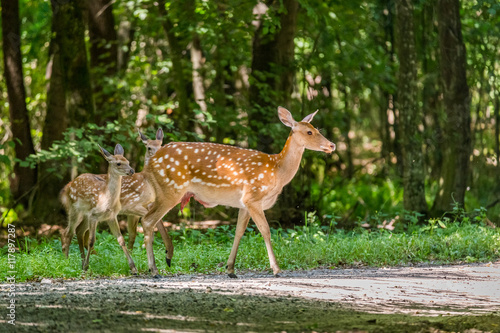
[376,0,396,174]
[249,0,299,153]
[42,29,67,150]
[50,0,95,128]
[419,0,441,182]
[117,19,135,72]
[87,0,118,124]
[157,0,191,132]
[432,0,471,215]
[43,0,93,143]
[33,0,94,225]
[191,33,207,137]
[1,0,38,206]
[394,0,428,216]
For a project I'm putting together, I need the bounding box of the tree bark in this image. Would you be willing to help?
[249,0,299,152]
[87,0,118,124]
[394,0,428,216]
[432,0,471,215]
[1,0,38,206]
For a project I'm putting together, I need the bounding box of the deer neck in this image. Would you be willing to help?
[106,169,123,207]
[275,132,305,187]
[144,155,152,168]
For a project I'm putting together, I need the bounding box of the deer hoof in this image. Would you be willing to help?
[166,258,171,267]
[228,273,238,279]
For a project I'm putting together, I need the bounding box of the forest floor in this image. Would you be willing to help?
[2,262,500,332]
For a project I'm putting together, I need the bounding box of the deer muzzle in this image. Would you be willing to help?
[322,142,336,154]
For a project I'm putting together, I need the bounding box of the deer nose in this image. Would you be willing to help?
[129,169,135,175]
[330,143,336,152]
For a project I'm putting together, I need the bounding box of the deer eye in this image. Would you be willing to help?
[117,163,121,166]
[307,131,313,135]
[148,147,151,150]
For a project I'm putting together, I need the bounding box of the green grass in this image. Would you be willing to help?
[1,219,499,282]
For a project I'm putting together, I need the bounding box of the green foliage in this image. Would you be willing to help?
[21,119,180,176]
[1,0,500,228]
[1,217,498,282]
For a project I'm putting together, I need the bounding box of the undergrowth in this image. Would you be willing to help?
[1,211,499,282]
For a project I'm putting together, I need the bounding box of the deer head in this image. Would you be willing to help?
[99,144,135,176]
[139,128,164,165]
[278,106,336,154]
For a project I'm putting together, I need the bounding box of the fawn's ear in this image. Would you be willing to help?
[139,130,149,144]
[301,110,319,123]
[278,106,297,128]
[99,145,112,160]
[114,144,124,156]
[156,128,164,142]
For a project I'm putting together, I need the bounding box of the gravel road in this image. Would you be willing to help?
[2,262,499,332]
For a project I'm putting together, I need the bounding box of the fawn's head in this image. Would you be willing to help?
[140,128,164,163]
[99,144,135,176]
[278,107,336,154]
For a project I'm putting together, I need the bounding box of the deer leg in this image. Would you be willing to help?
[143,201,176,278]
[76,219,89,260]
[127,215,140,250]
[83,219,97,271]
[62,210,83,258]
[156,220,174,267]
[108,216,138,275]
[227,208,250,278]
[246,203,281,276]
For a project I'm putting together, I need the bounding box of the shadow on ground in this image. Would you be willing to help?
[3,276,500,333]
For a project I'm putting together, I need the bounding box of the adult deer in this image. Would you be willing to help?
[141,107,335,277]
[60,144,137,273]
[74,129,174,266]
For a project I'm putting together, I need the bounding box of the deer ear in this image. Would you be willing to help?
[156,128,164,142]
[114,144,124,156]
[99,145,112,160]
[139,130,149,144]
[301,110,319,123]
[278,106,297,128]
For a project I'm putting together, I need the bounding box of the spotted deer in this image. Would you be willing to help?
[141,107,336,277]
[124,129,173,258]
[74,129,174,266]
[60,144,137,273]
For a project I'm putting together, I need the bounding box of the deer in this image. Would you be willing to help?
[140,106,336,278]
[124,129,173,259]
[60,144,137,274]
[73,129,174,266]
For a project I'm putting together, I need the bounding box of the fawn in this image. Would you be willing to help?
[140,107,335,277]
[74,129,174,266]
[60,144,137,273]
[124,129,173,260]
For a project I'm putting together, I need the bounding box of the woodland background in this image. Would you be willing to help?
[0,0,499,232]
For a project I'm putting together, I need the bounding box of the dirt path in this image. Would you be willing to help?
[2,262,500,332]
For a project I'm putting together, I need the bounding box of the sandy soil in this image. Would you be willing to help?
[1,262,500,332]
